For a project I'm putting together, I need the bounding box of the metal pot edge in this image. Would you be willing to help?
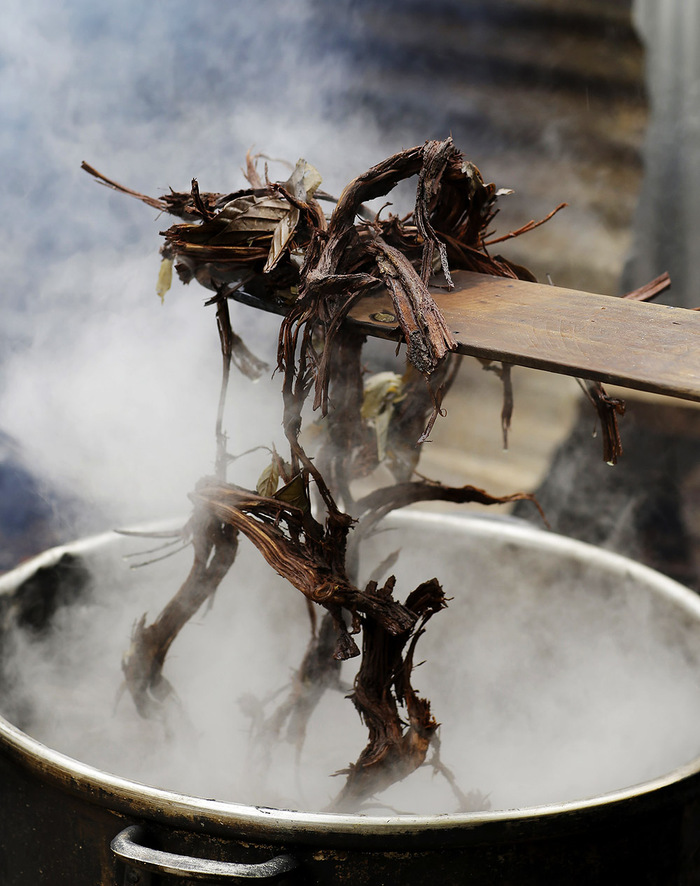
[2,510,700,849]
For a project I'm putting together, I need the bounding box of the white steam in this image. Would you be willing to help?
[0,0,448,813]
[0,0,409,530]
[5,512,700,814]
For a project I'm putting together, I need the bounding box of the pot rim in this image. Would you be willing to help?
[2,510,700,842]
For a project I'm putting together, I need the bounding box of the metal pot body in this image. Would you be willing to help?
[2,512,700,885]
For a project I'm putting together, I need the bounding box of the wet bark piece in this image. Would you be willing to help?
[330,578,447,812]
[367,239,455,375]
[191,480,418,658]
[581,381,625,465]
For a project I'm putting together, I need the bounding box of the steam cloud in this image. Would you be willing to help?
[0,0,408,534]
[6,513,700,814]
[0,0,456,814]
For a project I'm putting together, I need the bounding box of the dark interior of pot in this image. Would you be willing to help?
[2,511,700,820]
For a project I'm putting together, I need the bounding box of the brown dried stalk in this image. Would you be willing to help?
[580,380,626,465]
[622,271,671,302]
[330,577,447,812]
[352,480,546,551]
[191,479,417,661]
[482,202,568,246]
[481,361,514,449]
[81,161,224,220]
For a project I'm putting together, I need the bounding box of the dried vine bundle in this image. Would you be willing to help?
[84,138,565,811]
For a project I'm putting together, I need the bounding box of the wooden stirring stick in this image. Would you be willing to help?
[347,269,700,403]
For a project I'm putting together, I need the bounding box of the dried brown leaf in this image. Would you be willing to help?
[256,461,280,498]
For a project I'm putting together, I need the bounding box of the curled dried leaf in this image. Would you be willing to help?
[361,372,406,421]
[265,206,300,273]
[156,257,173,303]
[283,158,322,201]
[256,461,280,498]
[273,474,311,514]
[361,371,406,461]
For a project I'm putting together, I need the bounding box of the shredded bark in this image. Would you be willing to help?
[330,577,447,812]
[84,140,565,811]
[482,202,568,246]
[580,380,626,465]
[480,360,514,449]
[367,237,456,376]
[623,271,671,302]
[191,478,417,659]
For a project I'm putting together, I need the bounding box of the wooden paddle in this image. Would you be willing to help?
[346,269,700,403]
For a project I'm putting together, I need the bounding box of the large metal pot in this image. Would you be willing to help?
[2,511,700,885]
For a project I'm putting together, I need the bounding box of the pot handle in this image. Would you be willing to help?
[111,824,299,882]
